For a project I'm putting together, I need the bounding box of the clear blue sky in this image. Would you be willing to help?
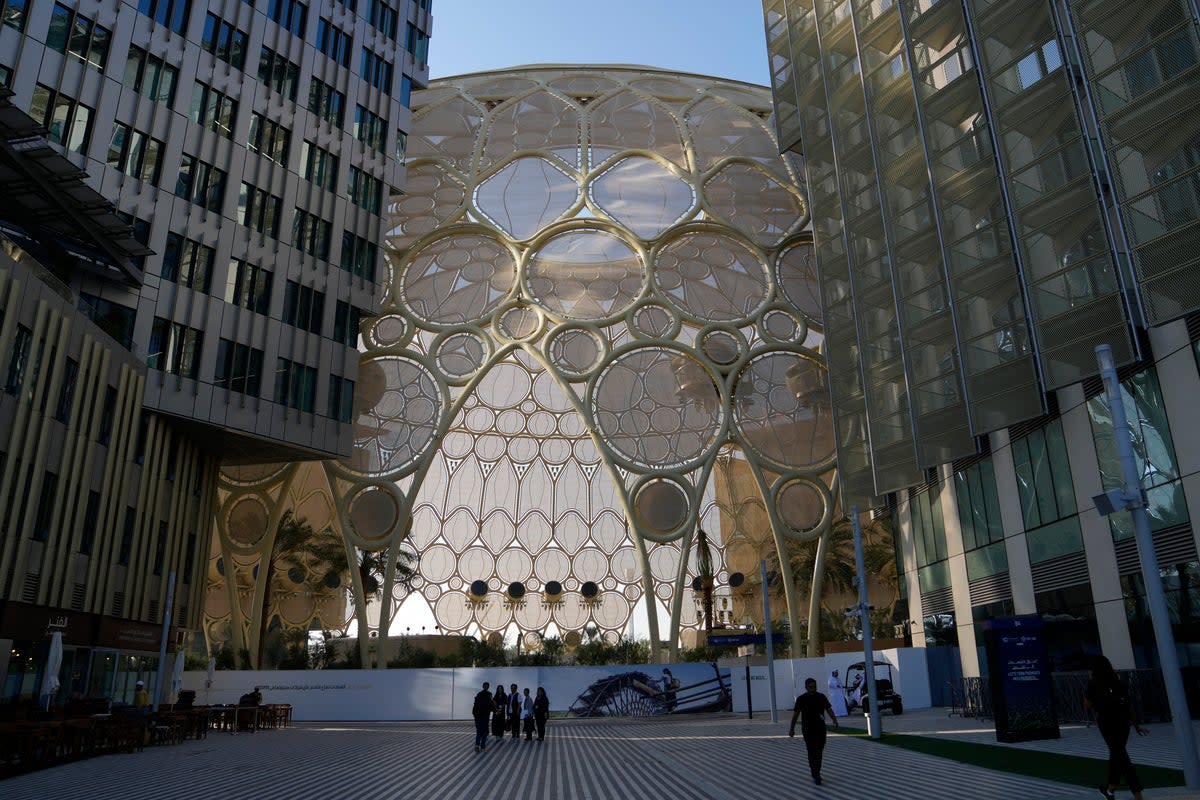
[428,0,770,87]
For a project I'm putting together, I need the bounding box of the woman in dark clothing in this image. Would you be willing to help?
[491,684,508,739]
[533,687,550,742]
[1084,655,1148,800]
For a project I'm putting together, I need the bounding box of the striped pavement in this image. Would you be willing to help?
[6,711,1184,800]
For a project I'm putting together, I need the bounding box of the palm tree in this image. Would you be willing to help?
[355,546,419,602]
[257,511,346,668]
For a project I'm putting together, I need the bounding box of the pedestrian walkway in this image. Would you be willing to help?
[6,711,1193,800]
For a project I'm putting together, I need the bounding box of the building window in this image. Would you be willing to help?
[292,208,332,259]
[366,0,397,39]
[333,301,362,348]
[335,0,356,11]
[301,140,338,190]
[258,48,300,101]
[97,386,116,445]
[347,166,383,213]
[399,75,412,108]
[404,23,428,64]
[124,47,178,107]
[78,293,136,349]
[360,48,393,93]
[274,358,317,412]
[396,129,407,162]
[176,154,226,212]
[328,374,354,422]
[1088,367,1189,540]
[106,123,164,184]
[79,490,100,555]
[54,358,78,423]
[4,324,31,395]
[910,483,948,595]
[354,105,386,151]
[29,85,92,154]
[161,233,214,292]
[266,0,307,36]
[189,82,237,138]
[282,280,325,334]
[148,317,203,379]
[0,66,11,87]
[238,183,283,237]
[32,471,58,541]
[136,0,191,35]
[47,3,111,71]
[224,258,273,314]
[954,458,1007,581]
[307,79,345,126]
[215,338,264,396]
[340,232,377,280]
[201,12,248,70]
[316,18,351,68]
[118,506,135,565]
[249,113,291,166]
[1,0,27,32]
[153,521,167,575]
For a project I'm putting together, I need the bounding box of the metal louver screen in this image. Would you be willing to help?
[1114,524,1198,576]
[1030,550,1090,594]
[969,572,1012,607]
[921,586,956,616]
[21,573,40,603]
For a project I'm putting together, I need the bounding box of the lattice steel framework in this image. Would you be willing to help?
[204,66,834,663]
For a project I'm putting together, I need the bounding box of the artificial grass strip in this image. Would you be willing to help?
[831,726,1184,789]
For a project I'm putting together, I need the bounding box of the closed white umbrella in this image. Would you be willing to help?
[170,649,186,704]
[41,631,63,710]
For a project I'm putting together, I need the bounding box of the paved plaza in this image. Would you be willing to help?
[7,709,1200,800]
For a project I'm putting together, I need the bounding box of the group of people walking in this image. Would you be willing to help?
[471,682,550,751]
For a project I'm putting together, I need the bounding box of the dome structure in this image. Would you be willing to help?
[204,65,832,663]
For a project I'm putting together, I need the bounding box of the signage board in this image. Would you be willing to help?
[984,615,1059,743]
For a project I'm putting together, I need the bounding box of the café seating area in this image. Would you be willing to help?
[0,702,293,777]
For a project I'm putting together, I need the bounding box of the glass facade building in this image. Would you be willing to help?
[762,0,1200,677]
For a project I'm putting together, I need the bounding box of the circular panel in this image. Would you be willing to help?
[401,233,515,325]
[475,362,532,408]
[369,315,411,348]
[558,413,585,437]
[435,331,490,380]
[553,593,590,631]
[591,157,694,239]
[655,583,672,600]
[205,584,230,618]
[434,593,473,630]
[592,347,722,470]
[227,497,268,545]
[514,597,552,630]
[656,233,769,321]
[469,579,489,597]
[777,241,823,323]
[495,409,525,435]
[761,308,801,342]
[475,157,579,240]
[573,547,609,582]
[611,547,639,583]
[733,353,835,470]
[531,371,575,412]
[526,229,644,321]
[474,434,506,461]
[277,592,315,627]
[477,596,513,630]
[440,431,474,459]
[634,479,690,534]
[703,163,804,247]
[349,487,400,542]
[535,548,571,582]
[464,406,495,433]
[460,547,495,582]
[420,543,457,583]
[221,463,287,485]
[701,329,742,366]
[508,435,538,462]
[346,357,441,476]
[540,438,571,464]
[629,303,678,339]
[593,593,630,629]
[496,305,542,340]
[548,326,605,378]
[423,584,443,602]
[777,479,826,533]
[497,549,534,582]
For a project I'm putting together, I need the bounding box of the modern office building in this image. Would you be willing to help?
[0,0,431,701]
[203,65,834,666]
[761,0,1200,680]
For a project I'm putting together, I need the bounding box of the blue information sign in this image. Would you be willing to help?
[984,615,1059,743]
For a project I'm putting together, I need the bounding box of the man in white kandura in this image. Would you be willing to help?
[827,669,848,717]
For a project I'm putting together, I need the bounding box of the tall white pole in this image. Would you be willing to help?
[851,506,881,739]
[1096,344,1200,788]
[761,559,778,723]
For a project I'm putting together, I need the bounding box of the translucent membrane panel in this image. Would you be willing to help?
[400,233,516,325]
[525,229,644,320]
[588,91,687,167]
[474,157,578,240]
[592,347,724,470]
[733,352,835,470]
[590,157,694,239]
[346,356,442,476]
[704,163,805,246]
[482,90,581,169]
[655,232,770,321]
[686,98,791,177]
[777,240,823,323]
[387,164,467,251]
[409,97,486,172]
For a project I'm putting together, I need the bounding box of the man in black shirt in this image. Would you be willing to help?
[472,681,495,752]
[789,677,839,785]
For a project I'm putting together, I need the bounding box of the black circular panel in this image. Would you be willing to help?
[544,580,563,596]
[728,572,745,588]
[507,581,526,599]
[469,579,489,597]
[581,581,599,598]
